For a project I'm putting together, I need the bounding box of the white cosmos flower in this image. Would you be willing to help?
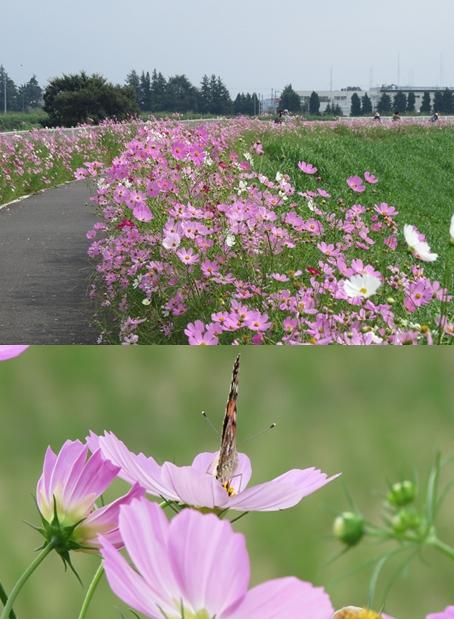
[403,224,438,262]
[343,274,382,299]
[225,233,236,247]
[450,214,454,242]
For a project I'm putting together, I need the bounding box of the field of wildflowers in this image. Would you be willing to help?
[0,121,141,205]
[84,118,454,345]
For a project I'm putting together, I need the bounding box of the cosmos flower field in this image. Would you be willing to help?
[81,118,454,345]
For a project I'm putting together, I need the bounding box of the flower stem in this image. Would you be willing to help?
[429,537,454,560]
[77,563,104,619]
[0,544,53,619]
[0,581,17,619]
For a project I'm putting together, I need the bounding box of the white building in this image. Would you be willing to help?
[296,85,454,116]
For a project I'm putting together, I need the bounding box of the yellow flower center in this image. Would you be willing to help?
[335,609,383,619]
[223,482,237,497]
[359,287,368,295]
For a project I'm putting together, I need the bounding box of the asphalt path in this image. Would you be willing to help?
[0,181,98,344]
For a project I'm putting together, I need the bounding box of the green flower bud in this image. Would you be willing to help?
[333,512,365,547]
[391,508,421,534]
[386,297,396,304]
[387,480,417,507]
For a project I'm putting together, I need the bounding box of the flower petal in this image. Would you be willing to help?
[161,462,227,508]
[116,499,179,609]
[101,535,164,619]
[169,509,249,617]
[84,483,145,547]
[228,577,334,619]
[226,468,339,512]
[0,345,29,361]
[427,607,454,619]
[87,431,177,500]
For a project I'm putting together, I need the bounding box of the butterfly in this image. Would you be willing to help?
[215,355,240,496]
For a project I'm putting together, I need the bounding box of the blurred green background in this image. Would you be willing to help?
[0,348,453,619]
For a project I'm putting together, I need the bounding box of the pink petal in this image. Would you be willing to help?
[48,440,87,500]
[229,577,333,619]
[427,608,454,619]
[226,468,339,512]
[132,203,153,222]
[101,535,165,618]
[0,345,29,361]
[191,451,252,493]
[87,431,176,500]
[85,483,145,546]
[161,462,227,508]
[169,509,249,617]
[116,500,179,609]
[36,446,57,506]
[64,449,119,509]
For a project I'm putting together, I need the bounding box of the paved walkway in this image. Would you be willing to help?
[0,182,98,343]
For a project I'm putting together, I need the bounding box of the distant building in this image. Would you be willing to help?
[295,85,454,116]
[296,88,363,116]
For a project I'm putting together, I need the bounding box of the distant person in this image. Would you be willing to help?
[373,111,381,122]
[430,111,439,123]
[274,108,284,124]
[392,111,401,122]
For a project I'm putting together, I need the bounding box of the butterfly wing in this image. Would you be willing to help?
[215,355,240,488]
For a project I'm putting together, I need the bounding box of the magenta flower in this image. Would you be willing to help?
[364,171,378,184]
[298,161,318,174]
[87,431,338,512]
[347,176,366,193]
[37,439,144,551]
[0,345,29,361]
[100,500,334,619]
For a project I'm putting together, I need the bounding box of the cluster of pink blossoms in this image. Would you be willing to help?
[0,120,139,204]
[85,118,452,345]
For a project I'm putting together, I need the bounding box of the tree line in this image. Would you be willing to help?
[0,66,43,111]
[125,69,261,115]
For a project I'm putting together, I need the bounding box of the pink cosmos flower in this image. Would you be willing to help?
[100,500,334,619]
[427,607,454,619]
[132,202,153,222]
[184,320,220,345]
[162,232,181,251]
[37,439,144,550]
[364,171,378,184]
[347,176,366,193]
[298,161,318,175]
[87,431,338,512]
[0,345,29,361]
[176,247,199,265]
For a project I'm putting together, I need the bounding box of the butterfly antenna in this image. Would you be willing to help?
[201,411,219,436]
[242,422,277,444]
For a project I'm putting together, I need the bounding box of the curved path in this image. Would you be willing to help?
[0,181,98,344]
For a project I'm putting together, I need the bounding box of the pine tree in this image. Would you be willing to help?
[279,84,301,113]
[361,93,372,115]
[377,93,392,114]
[350,93,362,116]
[139,72,152,112]
[17,75,42,110]
[442,88,454,115]
[125,70,141,107]
[407,92,416,113]
[150,70,167,112]
[308,91,320,115]
[420,91,432,113]
[166,74,199,113]
[393,91,407,113]
[199,75,212,113]
[433,90,444,113]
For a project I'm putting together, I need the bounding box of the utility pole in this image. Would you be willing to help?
[330,66,333,107]
[2,67,7,114]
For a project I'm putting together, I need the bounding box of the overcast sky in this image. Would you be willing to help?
[2,0,454,96]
